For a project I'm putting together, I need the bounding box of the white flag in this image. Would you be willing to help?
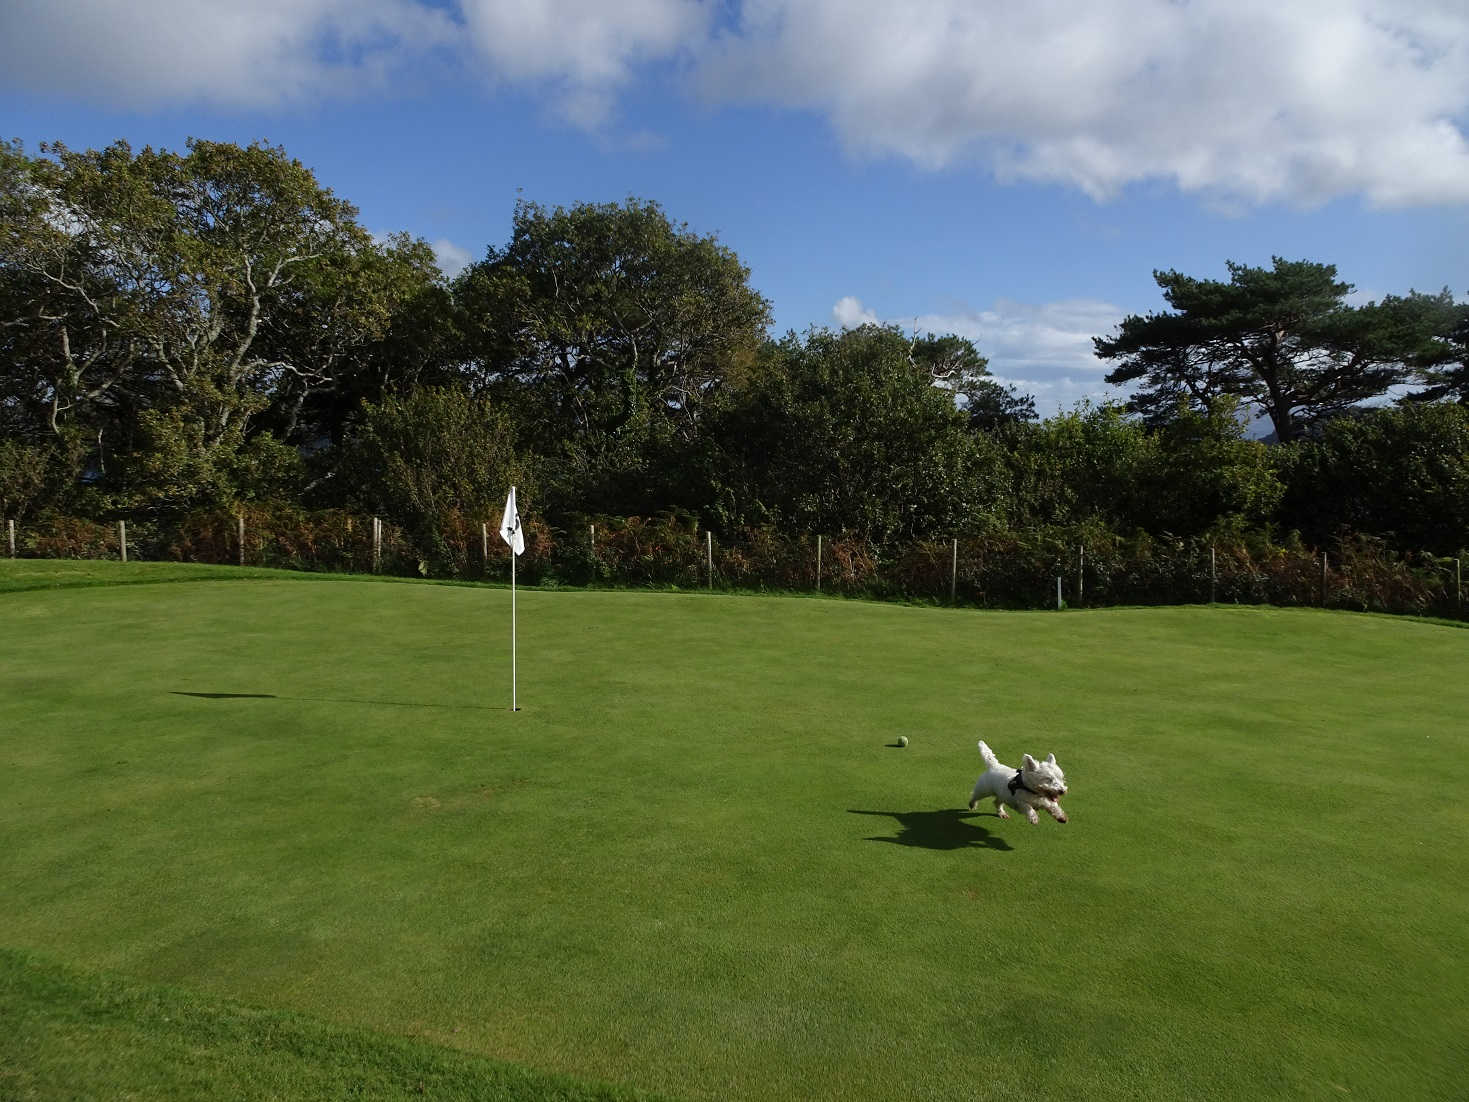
[499,486,525,555]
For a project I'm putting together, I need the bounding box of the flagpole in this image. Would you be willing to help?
[511,497,518,712]
[500,484,523,713]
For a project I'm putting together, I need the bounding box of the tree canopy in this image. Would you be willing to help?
[1094,258,1459,443]
[3,135,1467,570]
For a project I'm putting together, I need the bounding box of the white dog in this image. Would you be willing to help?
[968,741,1069,824]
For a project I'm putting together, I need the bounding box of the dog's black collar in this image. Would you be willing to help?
[1008,770,1037,796]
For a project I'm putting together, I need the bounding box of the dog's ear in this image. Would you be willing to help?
[1022,753,1039,770]
[1044,753,1057,766]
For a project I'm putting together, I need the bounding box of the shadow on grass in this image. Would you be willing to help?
[849,808,1013,852]
[170,691,495,711]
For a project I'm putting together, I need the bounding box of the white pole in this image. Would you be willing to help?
[7,519,14,558]
[511,543,518,711]
[119,520,127,563]
[1056,575,1062,610]
[816,535,822,592]
[950,538,958,604]
[706,530,713,589]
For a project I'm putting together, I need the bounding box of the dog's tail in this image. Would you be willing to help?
[977,740,1001,770]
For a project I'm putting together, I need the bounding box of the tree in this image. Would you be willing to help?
[454,198,771,514]
[1,138,445,514]
[1094,258,1459,443]
[703,325,1000,541]
[905,332,1037,432]
[1274,402,1469,554]
[1407,300,1469,405]
[327,387,526,570]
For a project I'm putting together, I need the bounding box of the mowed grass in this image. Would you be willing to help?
[1,562,1466,1100]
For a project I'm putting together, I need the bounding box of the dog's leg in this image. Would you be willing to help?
[1022,804,1040,824]
[993,797,1010,820]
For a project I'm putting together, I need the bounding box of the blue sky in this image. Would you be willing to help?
[4,0,1467,415]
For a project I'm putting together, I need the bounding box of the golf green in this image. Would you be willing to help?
[1,564,1465,1099]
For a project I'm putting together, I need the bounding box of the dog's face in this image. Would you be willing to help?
[1020,752,1068,800]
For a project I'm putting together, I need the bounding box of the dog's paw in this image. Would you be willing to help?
[996,806,1010,819]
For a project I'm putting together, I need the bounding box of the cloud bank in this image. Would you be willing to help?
[5,0,1468,206]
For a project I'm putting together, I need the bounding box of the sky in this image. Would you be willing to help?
[3,0,1468,416]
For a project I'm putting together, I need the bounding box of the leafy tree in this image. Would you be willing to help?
[905,332,1037,432]
[1144,398,1281,537]
[704,325,1000,541]
[961,380,1038,433]
[326,387,526,568]
[454,198,771,513]
[1274,402,1469,554]
[1408,300,1469,405]
[0,138,445,514]
[1001,403,1158,529]
[1095,258,1459,442]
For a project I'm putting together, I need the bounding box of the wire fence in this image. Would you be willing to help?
[5,506,1465,622]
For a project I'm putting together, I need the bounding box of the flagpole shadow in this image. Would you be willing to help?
[169,691,497,711]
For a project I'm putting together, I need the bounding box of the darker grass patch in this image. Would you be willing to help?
[0,948,666,1101]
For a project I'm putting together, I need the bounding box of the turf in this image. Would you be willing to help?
[1,561,1466,1100]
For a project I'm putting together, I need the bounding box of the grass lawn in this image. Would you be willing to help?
[1,561,1466,1099]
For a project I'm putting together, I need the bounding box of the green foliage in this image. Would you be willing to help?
[1409,300,1469,405]
[706,325,999,541]
[0,137,448,512]
[455,197,771,516]
[328,386,525,573]
[0,431,88,521]
[5,134,1467,571]
[1275,402,1469,554]
[1096,258,1459,442]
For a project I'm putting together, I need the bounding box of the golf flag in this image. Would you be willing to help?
[500,487,524,555]
[501,486,523,712]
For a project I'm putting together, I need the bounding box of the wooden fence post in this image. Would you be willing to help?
[482,522,489,565]
[706,530,713,590]
[816,534,822,592]
[237,514,245,566]
[118,520,128,563]
[1077,543,1085,606]
[1056,575,1062,610]
[590,524,596,556]
[6,519,13,558]
[372,517,382,573]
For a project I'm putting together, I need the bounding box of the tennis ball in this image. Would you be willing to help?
[898,736,908,747]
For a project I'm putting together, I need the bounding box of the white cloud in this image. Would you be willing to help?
[457,0,713,127]
[430,237,472,279]
[832,295,880,328]
[5,1,1467,207]
[0,0,458,108]
[699,0,1469,207]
